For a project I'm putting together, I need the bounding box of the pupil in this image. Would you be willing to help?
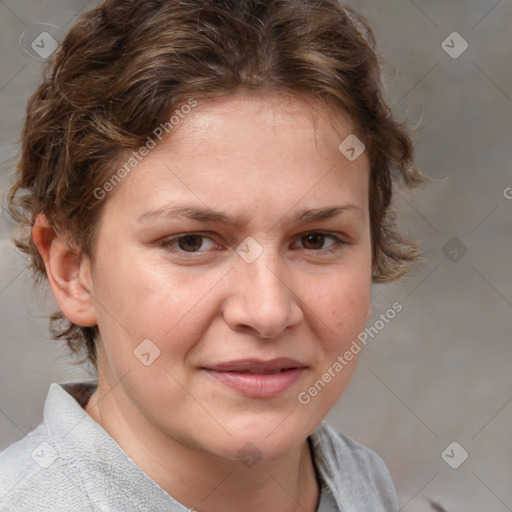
[179,235,202,252]
[303,233,324,250]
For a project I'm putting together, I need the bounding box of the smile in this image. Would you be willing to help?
[201,358,307,398]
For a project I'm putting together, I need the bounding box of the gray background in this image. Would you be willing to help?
[1,1,511,511]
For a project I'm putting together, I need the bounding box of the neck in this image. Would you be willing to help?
[85,385,320,512]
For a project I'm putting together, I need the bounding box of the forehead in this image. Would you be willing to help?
[166,90,358,154]
[97,91,369,226]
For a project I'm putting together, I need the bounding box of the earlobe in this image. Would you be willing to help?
[31,213,97,327]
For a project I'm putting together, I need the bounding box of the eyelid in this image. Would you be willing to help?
[292,231,348,252]
[159,230,348,257]
[159,232,221,255]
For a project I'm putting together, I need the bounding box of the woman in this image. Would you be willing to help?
[1,1,422,510]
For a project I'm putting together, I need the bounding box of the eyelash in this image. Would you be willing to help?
[158,231,347,257]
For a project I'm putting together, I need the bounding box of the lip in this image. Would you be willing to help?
[201,358,307,398]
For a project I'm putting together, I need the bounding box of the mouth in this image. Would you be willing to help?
[201,358,307,398]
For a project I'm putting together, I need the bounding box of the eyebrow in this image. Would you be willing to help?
[137,203,364,228]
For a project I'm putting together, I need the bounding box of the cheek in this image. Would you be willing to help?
[331,294,371,336]
[93,252,221,364]
[313,267,372,342]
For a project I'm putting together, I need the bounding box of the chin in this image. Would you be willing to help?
[211,412,318,462]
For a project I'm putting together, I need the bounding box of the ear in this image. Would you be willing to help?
[31,213,97,327]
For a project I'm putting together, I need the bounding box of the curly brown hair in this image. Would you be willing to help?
[5,0,423,369]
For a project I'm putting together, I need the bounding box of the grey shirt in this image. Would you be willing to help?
[0,382,398,511]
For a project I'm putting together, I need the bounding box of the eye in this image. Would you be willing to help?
[159,231,346,258]
[295,232,345,253]
[159,233,219,255]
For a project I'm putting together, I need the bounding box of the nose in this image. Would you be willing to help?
[222,248,304,339]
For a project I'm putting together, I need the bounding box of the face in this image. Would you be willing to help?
[79,91,372,462]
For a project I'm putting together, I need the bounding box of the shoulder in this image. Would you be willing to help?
[0,426,92,511]
[0,381,182,512]
[313,420,390,471]
[310,421,399,511]
[0,388,93,511]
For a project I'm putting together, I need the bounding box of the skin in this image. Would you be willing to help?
[33,90,373,512]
